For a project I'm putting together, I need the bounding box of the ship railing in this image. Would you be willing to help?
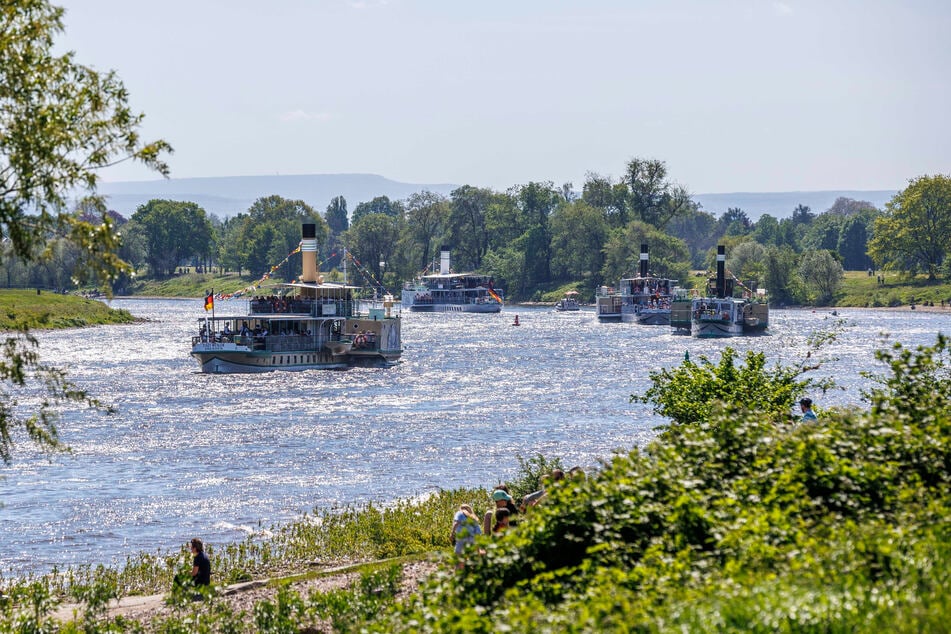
[411,296,496,306]
[248,298,356,316]
[192,334,253,347]
[256,332,348,352]
[354,296,401,318]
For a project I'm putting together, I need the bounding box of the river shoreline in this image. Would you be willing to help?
[514,301,951,314]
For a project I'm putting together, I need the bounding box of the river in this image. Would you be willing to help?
[0,299,946,576]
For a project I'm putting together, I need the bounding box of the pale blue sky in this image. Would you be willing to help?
[56,0,950,193]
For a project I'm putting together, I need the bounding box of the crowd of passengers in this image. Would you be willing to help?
[250,295,345,314]
[198,322,315,344]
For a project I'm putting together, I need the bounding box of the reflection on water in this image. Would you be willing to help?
[0,299,945,575]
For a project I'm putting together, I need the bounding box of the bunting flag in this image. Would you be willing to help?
[487,288,502,304]
[204,292,214,311]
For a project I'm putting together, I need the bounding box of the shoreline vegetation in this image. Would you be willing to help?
[3,267,950,332]
[1,330,949,631]
[0,289,136,331]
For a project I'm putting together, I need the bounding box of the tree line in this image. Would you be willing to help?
[4,162,949,305]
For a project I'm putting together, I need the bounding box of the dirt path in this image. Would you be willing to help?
[52,559,438,630]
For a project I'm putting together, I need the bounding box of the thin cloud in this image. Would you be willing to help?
[773,1,793,16]
[347,0,389,9]
[280,110,333,123]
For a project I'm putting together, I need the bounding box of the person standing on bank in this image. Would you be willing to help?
[799,397,818,422]
[190,538,211,587]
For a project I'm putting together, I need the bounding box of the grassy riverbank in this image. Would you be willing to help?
[129,271,253,298]
[835,270,951,307]
[0,289,136,330]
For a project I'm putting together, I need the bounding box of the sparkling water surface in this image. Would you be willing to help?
[0,299,946,575]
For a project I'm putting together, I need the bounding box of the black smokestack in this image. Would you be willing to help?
[640,244,649,278]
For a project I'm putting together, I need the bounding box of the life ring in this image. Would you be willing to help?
[722,312,729,320]
[354,334,366,347]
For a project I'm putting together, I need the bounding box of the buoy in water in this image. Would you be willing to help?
[513,315,520,326]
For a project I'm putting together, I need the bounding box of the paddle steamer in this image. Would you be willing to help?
[190,223,402,373]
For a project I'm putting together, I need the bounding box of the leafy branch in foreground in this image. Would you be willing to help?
[0,0,170,461]
[635,321,845,427]
[862,332,951,421]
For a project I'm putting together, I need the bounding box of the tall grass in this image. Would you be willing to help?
[0,290,135,330]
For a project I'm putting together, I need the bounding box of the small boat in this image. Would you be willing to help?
[554,291,581,312]
[690,245,768,338]
[190,223,402,373]
[401,247,503,313]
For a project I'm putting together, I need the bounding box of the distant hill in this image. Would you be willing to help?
[89,173,896,222]
[90,174,458,219]
[693,190,896,221]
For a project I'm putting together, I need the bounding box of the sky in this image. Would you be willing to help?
[55,0,950,194]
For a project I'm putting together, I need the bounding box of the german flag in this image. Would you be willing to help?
[204,292,214,311]
[487,288,502,304]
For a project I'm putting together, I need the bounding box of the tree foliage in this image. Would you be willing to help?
[403,191,449,273]
[868,174,951,280]
[798,249,844,303]
[340,335,951,633]
[345,212,401,286]
[129,200,214,277]
[636,345,822,427]
[226,196,326,279]
[0,0,170,461]
[601,221,690,284]
[624,158,695,229]
[324,196,349,235]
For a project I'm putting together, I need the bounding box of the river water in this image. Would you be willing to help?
[0,299,946,576]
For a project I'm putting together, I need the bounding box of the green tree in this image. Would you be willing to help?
[868,175,951,280]
[345,213,401,287]
[325,196,349,235]
[798,249,843,304]
[549,200,610,284]
[601,221,690,284]
[236,196,326,279]
[448,185,493,270]
[216,212,248,274]
[513,181,559,287]
[763,245,801,306]
[727,240,768,282]
[352,195,403,224]
[403,191,449,273]
[582,171,628,228]
[837,212,874,271]
[801,213,843,253]
[324,196,349,271]
[130,200,214,277]
[624,157,693,229]
[637,346,819,426]
[0,0,170,461]
[666,206,719,268]
[751,214,780,246]
[717,207,752,237]
[791,203,815,225]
